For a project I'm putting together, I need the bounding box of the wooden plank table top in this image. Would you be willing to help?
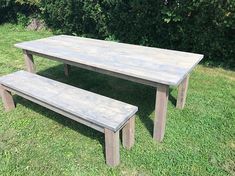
[15,35,203,86]
[14,35,203,142]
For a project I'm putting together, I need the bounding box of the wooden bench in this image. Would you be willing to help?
[0,71,138,167]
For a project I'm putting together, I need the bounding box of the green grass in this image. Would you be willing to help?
[0,23,234,176]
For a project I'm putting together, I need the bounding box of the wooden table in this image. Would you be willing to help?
[15,35,203,142]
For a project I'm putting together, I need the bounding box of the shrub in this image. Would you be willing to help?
[0,0,16,23]
[0,0,40,25]
[40,0,108,37]
[1,0,235,68]
[40,0,235,68]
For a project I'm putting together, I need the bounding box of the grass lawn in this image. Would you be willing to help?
[0,24,234,176]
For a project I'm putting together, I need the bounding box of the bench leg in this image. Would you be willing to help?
[153,84,169,142]
[0,85,15,112]
[104,128,120,167]
[23,50,35,73]
[176,75,189,109]
[64,64,71,77]
[122,116,135,149]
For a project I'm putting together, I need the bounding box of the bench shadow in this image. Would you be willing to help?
[14,64,177,156]
[41,63,177,132]
[14,95,105,151]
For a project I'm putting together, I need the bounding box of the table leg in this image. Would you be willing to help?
[122,116,135,149]
[176,75,189,109]
[64,64,71,77]
[0,85,15,112]
[23,50,35,73]
[153,84,169,142]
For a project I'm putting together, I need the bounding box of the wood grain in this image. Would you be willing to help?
[0,71,138,132]
[0,84,15,111]
[122,116,135,149]
[105,128,120,167]
[176,75,189,109]
[23,50,35,73]
[15,35,203,86]
[153,85,169,142]
[23,50,163,88]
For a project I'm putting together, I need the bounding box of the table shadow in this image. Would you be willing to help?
[12,64,177,156]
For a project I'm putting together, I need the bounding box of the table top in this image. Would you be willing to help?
[15,35,203,86]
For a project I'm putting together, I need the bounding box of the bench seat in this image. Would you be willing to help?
[0,70,138,166]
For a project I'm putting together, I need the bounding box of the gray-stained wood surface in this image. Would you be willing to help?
[13,35,203,142]
[0,71,138,132]
[105,128,120,166]
[15,35,203,86]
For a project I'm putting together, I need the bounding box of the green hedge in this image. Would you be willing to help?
[1,0,235,68]
[0,0,40,24]
[0,0,15,23]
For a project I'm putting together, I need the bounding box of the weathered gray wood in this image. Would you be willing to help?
[64,64,71,77]
[105,128,120,167]
[14,35,203,142]
[122,116,135,149]
[176,75,189,109]
[0,84,15,112]
[15,35,203,86]
[24,50,163,88]
[0,71,138,132]
[153,85,169,142]
[23,50,35,73]
[1,84,104,132]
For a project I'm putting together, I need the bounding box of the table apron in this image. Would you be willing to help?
[26,50,167,88]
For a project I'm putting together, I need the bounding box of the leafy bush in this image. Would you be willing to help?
[40,0,235,68]
[0,0,40,25]
[1,0,235,68]
[40,0,108,37]
[0,0,15,23]
[15,0,40,6]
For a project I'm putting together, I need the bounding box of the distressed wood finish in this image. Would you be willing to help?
[23,50,35,73]
[177,75,189,109]
[153,85,169,142]
[64,64,71,76]
[22,50,163,88]
[15,35,203,86]
[122,116,135,149]
[0,71,138,166]
[105,128,120,167]
[0,85,15,111]
[0,71,138,132]
[14,35,203,142]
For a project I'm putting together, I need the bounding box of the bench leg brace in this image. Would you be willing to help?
[122,116,135,149]
[105,128,120,167]
[0,85,15,112]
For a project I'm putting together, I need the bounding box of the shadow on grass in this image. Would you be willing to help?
[13,64,177,154]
